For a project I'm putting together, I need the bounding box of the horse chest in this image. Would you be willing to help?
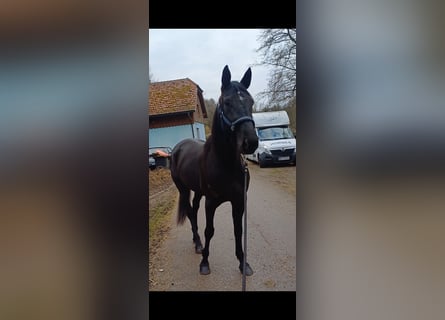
[205,170,243,198]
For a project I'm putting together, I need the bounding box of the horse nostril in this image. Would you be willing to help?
[242,137,258,154]
[243,138,249,150]
[252,139,258,150]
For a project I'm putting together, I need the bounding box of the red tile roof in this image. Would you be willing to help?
[149,78,205,116]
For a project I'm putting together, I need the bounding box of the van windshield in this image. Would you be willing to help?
[257,126,294,141]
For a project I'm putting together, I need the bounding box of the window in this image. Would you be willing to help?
[257,126,294,141]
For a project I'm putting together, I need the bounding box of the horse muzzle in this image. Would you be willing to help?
[241,136,258,154]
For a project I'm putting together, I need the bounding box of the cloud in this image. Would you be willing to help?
[149,29,270,102]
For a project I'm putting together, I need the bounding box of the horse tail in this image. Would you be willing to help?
[176,188,191,225]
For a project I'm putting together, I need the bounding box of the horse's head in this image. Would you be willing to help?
[217,65,258,155]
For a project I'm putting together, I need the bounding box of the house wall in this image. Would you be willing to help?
[149,114,192,129]
[193,108,202,123]
[192,122,206,141]
[149,112,206,149]
[193,101,205,123]
[149,123,205,149]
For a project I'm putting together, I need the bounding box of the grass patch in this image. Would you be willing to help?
[149,168,173,196]
[149,195,174,241]
[149,167,176,250]
[149,187,177,255]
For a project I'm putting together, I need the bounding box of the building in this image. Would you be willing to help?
[148,78,207,149]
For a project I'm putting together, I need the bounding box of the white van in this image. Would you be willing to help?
[246,111,296,167]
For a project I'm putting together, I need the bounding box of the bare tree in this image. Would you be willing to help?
[256,29,296,106]
[203,98,217,136]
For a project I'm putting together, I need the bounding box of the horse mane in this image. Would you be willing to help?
[204,94,239,166]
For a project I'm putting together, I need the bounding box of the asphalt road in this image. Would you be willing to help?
[149,162,296,291]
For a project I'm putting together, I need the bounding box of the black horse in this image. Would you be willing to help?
[170,65,259,275]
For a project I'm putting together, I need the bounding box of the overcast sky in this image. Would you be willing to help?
[149,29,271,103]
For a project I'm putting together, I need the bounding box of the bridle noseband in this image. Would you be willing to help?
[218,104,255,132]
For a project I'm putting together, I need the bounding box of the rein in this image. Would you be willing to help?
[241,155,248,291]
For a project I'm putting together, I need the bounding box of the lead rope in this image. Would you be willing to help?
[242,155,248,291]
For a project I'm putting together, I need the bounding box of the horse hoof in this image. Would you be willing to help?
[239,263,254,276]
[200,264,211,275]
[195,245,203,254]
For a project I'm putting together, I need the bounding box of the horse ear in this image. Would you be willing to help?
[221,65,231,89]
[240,67,252,89]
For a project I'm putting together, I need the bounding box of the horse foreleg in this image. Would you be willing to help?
[190,193,203,253]
[232,201,254,276]
[199,198,219,275]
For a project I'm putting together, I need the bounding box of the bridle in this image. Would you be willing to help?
[217,103,255,132]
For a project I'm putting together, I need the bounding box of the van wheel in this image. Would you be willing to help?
[259,159,266,168]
